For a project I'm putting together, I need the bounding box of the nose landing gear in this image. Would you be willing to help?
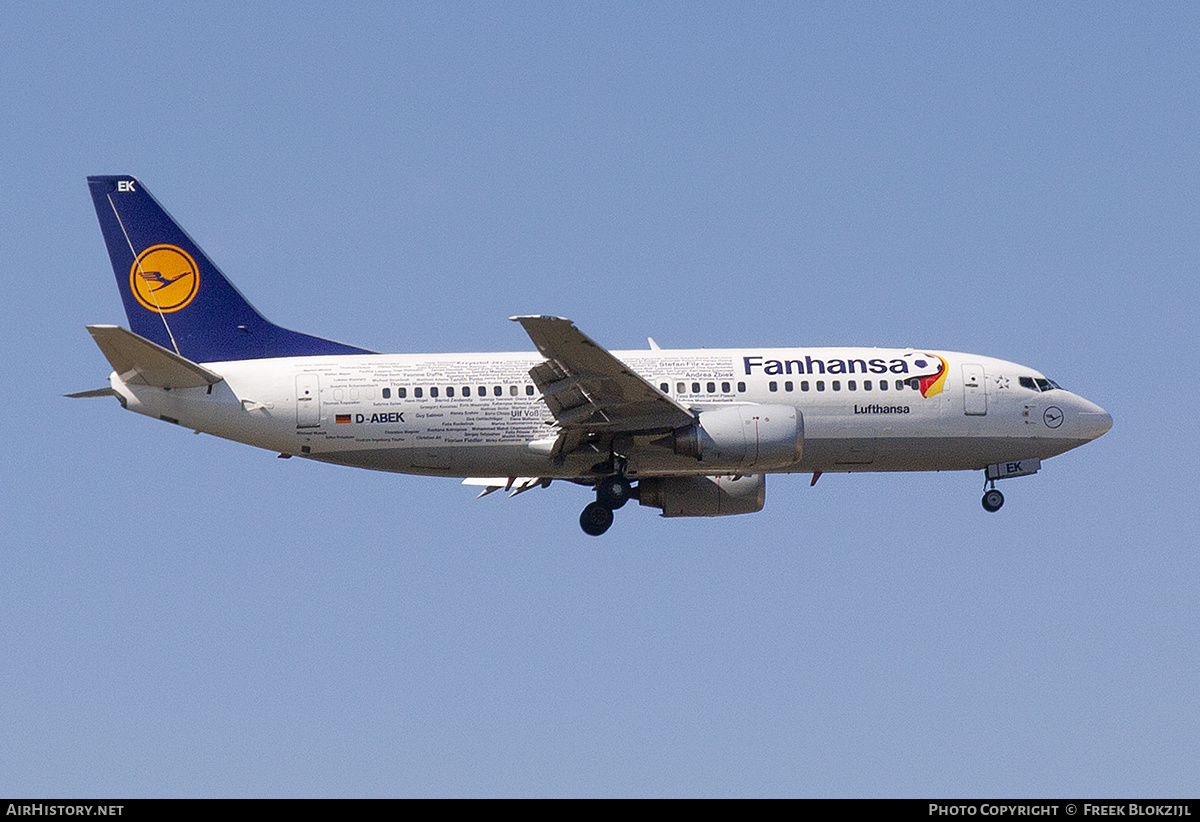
[580,474,635,535]
[980,459,1038,512]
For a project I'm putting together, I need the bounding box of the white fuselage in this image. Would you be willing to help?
[107,345,1112,480]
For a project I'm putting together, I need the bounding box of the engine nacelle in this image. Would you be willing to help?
[638,474,766,518]
[672,404,802,470]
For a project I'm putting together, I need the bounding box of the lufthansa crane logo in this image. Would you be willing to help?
[129,244,199,313]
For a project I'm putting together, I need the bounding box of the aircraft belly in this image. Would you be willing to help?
[801,435,1089,472]
[116,380,298,453]
[309,443,537,476]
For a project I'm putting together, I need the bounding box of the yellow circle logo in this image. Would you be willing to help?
[129,244,199,313]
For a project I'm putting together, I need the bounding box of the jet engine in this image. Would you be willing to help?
[672,404,802,470]
[638,474,766,518]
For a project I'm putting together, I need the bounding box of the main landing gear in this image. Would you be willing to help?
[981,483,1005,512]
[580,474,635,536]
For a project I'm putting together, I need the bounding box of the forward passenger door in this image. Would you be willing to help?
[961,364,987,416]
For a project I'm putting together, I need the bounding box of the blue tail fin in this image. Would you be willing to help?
[87,175,373,362]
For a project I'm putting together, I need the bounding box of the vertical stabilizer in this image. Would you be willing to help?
[87,176,373,363]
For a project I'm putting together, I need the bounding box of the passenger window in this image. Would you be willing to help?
[677,382,686,393]
[784,381,793,392]
[737,381,746,393]
[896,380,904,391]
[660,382,669,392]
[707,382,716,394]
[494,386,502,397]
[692,382,701,394]
[414,387,423,399]
[769,381,778,392]
[817,381,825,392]
[863,380,871,391]
[848,380,856,391]
[398,387,407,399]
[509,385,518,396]
[801,381,809,391]
[430,387,439,398]
[382,388,391,399]
[463,386,471,397]
[879,380,887,392]
[721,381,731,393]
[446,387,455,398]
[832,381,841,391]
[526,385,535,396]
[478,386,487,397]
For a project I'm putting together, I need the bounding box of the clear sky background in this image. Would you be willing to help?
[2,2,1197,797]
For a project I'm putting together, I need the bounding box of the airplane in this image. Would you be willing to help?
[73,175,1113,536]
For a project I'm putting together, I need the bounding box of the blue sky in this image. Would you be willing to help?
[2,2,1197,797]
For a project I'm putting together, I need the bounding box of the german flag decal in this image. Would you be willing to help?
[335,414,352,424]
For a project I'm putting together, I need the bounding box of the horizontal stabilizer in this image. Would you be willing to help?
[85,325,223,389]
[65,387,117,399]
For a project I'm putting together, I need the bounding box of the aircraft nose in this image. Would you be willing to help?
[1076,402,1113,441]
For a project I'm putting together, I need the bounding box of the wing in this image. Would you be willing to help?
[461,476,549,498]
[510,316,694,458]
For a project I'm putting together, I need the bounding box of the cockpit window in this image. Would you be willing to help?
[1022,375,1064,392]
